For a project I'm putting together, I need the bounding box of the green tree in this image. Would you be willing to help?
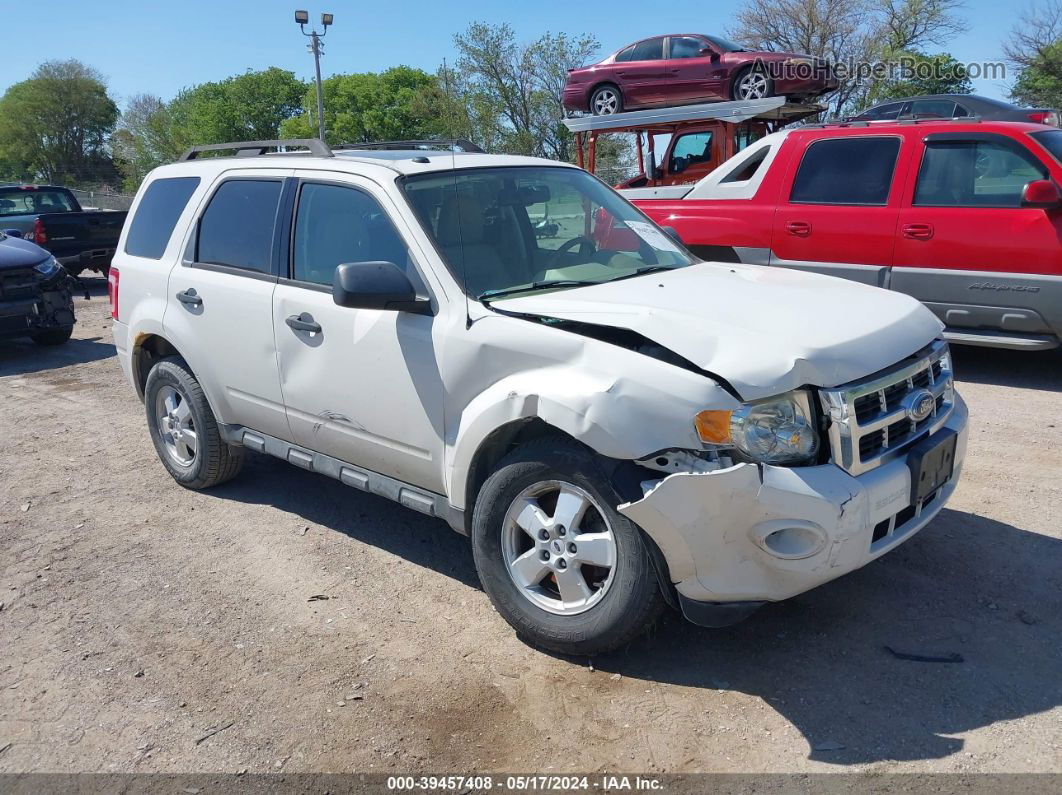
[1006,1,1062,108]
[0,59,118,184]
[168,67,305,147]
[279,66,440,144]
[112,94,182,192]
[864,51,972,105]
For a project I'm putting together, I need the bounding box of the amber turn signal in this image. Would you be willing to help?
[694,410,732,444]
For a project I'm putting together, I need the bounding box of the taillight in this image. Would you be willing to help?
[1029,111,1060,126]
[108,268,120,320]
[31,217,47,245]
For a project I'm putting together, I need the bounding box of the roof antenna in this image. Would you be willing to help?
[443,59,473,330]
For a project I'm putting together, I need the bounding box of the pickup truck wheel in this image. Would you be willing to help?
[31,326,73,345]
[144,357,243,489]
[472,438,664,655]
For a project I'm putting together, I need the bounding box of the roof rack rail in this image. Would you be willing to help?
[333,139,485,153]
[803,115,982,130]
[177,138,333,161]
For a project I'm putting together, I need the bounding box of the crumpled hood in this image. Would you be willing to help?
[0,234,50,270]
[495,262,943,400]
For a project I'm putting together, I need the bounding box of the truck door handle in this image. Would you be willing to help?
[175,288,202,307]
[902,223,934,240]
[286,312,321,334]
[785,221,812,237]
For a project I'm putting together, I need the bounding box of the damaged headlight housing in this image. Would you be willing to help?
[34,256,62,279]
[694,390,819,465]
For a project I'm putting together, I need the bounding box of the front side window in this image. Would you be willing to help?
[292,182,412,286]
[630,37,664,61]
[790,137,901,205]
[669,132,714,173]
[125,176,200,259]
[614,45,636,63]
[400,166,695,299]
[670,37,706,59]
[196,179,282,274]
[914,139,1047,207]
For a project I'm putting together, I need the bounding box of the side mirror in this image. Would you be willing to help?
[3,229,23,238]
[1021,179,1062,209]
[332,261,432,315]
[701,47,720,60]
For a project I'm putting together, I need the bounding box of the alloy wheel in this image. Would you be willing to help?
[155,384,198,467]
[736,71,770,100]
[592,88,620,115]
[501,480,617,615]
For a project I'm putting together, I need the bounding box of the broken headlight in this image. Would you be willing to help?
[34,256,62,279]
[694,389,819,465]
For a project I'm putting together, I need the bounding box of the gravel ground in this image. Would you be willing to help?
[1,279,1060,775]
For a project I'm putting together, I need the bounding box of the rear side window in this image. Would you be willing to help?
[859,102,903,121]
[790,137,901,205]
[615,45,635,62]
[630,38,664,61]
[914,139,1047,207]
[124,177,201,259]
[907,99,957,119]
[196,179,282,274]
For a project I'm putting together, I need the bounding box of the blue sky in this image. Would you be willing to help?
[0,0,1031,106]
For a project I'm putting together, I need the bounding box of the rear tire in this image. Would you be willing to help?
[590,84,623,116]
[471,437,664,655]
[144,356,244,489]
[31,326,73,346]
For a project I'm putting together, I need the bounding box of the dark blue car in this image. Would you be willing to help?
[0,230,76,344]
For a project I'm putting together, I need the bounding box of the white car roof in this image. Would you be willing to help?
[146,149,578,183]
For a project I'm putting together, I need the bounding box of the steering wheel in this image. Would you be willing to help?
[549,235,597,267]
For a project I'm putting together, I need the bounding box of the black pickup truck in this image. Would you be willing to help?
[0,184,128,277]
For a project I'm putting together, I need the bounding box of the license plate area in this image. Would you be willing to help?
[907,429,957,503]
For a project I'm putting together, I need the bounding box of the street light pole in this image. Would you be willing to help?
[295,10,333,142]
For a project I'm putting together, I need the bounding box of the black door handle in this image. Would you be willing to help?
[176,288,202,306]
[286,312,321,333]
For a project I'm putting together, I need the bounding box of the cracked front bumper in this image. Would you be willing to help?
[620,395,968,618]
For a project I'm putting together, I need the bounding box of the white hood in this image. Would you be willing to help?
[495,262,943,400]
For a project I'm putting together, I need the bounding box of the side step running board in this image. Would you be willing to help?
[219,424,466,535]
[943,329,1059,351]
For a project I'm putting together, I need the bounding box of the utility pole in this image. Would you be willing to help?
[295,10,333,142]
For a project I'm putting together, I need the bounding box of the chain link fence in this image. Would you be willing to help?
[68,188,135,212]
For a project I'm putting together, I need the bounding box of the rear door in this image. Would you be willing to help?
[616,37,667,106]
[163,170,293,439]
[892,131,1062,340]
[271,172,446,492]
[664,36,726,103]
[769,132,910,286]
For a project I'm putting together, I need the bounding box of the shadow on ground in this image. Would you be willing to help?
[212,452,1062,766]
[951,344,1062,392]
[0,335,115,376]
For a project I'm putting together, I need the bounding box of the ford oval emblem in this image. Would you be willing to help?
[904,389,936,423]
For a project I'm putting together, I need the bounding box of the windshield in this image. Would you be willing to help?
[400,166,695,300]
[705,35,745,52]
[1031,130,1062,166]
[0,188,77,217]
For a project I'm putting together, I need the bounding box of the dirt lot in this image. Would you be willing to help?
[2,279,1061,775]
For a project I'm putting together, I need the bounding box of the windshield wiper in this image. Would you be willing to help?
[601,265,679,285]
[478,280,599,303]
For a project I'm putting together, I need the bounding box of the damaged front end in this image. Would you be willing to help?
[0,258,77,342]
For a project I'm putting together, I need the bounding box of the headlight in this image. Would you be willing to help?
[34,256,61,278]
[694,389,819,465]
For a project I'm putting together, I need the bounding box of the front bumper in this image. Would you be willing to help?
[0,278,75,340]
[619,395,968,619]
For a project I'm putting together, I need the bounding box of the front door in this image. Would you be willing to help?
[272,174,445,492]
[665,36,726,103]
[892,132,1062,337]
[770,134,909,286]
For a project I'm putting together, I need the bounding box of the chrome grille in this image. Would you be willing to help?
[820,340,954,475]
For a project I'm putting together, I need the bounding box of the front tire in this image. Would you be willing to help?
[144,356,243,489]
[590,84,623,116]
[31,326,73,346]
[731,66,774,100]
[471,438,664,655]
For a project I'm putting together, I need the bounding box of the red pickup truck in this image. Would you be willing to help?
[628,119,1062,350]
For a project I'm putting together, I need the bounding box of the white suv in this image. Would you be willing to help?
[111,138,969,655]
